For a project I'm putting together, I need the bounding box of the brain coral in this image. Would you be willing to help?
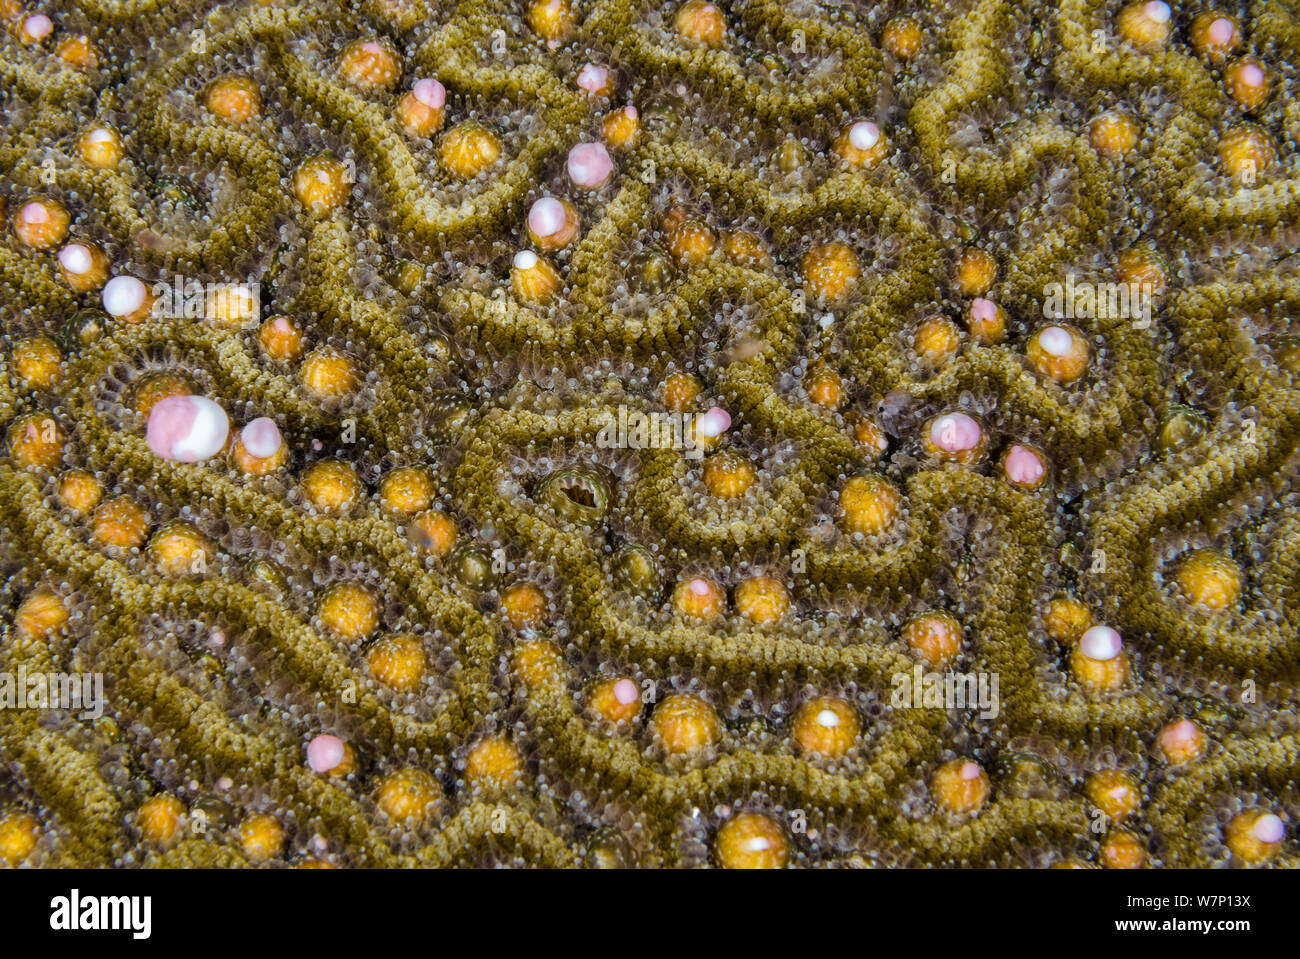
[0,0,1298,869]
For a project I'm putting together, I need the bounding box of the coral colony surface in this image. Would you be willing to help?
[0,0,1298,870]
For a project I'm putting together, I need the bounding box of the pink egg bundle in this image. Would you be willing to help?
[146,395,230,462]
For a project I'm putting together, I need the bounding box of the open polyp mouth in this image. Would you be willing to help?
[538,465,611,522]
[559,477,598,509]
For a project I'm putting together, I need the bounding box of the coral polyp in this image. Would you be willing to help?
[0,0,1298,873]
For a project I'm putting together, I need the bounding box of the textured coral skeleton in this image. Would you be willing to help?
[0,0,1298,868]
